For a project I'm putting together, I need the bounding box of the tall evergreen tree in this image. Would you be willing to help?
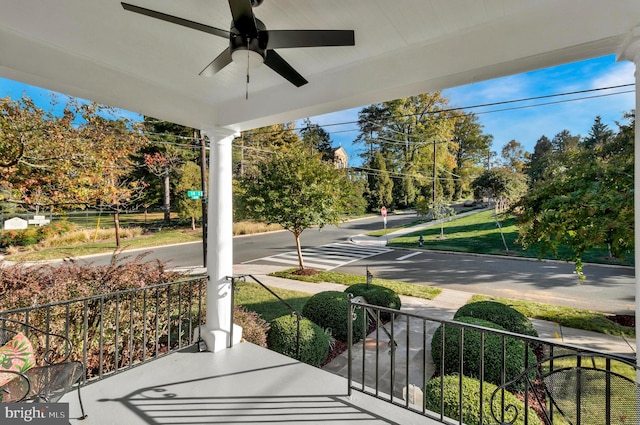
[551,129,580,153]
[526,135,553,186]
[581,116,613,150]
[366,150,393,210]
[516,112,634,279]
[299,118,334,161]
[139,117,198,224]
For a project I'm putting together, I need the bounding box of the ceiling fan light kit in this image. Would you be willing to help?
[121,0,355,89]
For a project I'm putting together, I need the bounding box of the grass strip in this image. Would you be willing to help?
[270,269,441,300]
[6,230,202,261]
[469,294,635,339]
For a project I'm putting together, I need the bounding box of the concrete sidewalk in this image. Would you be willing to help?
[233,263,635,402]
[232,264,636,357]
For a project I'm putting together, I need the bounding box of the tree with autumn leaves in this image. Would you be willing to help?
[0,95,147,246]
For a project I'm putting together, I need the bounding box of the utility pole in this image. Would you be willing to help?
[198,130,208,267]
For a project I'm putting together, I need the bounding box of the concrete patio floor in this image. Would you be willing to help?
[62,342,439,425]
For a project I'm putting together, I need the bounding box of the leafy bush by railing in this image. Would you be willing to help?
[0,256,205,380]
[1,277,205,380]
[0,252,180,309]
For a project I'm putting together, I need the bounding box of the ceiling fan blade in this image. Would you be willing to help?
[121,2,230,39]
[199,48,233,77]
[266,30,355,49]
[228,0,258,38]
[264,50,308,87]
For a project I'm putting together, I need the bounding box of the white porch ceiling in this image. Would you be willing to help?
[0,0,638,132]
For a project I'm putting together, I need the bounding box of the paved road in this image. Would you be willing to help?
[335,249,635,315]
[62,211,635,315]
[74,212,418,267]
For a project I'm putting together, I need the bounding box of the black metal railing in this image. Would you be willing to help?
[347,297,640,425]
[0,277,206,382]
[231,274,302,359]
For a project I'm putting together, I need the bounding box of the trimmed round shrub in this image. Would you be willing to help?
[424,375,544,425]
[267,315,330,367]
[233,306,270,348]
[454,300,538,338]
[302,291,364,342]
[431,317,536,390]
[344,284,401,320]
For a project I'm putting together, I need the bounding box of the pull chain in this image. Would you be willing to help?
[245,38,250,100]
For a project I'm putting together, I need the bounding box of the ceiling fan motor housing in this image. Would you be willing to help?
[230,18,267,66]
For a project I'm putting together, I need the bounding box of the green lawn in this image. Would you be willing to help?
[387,210,633,266]
[469,294,634,338]
[234,281,311,322]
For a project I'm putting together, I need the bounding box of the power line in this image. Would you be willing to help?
[300,83,635,139]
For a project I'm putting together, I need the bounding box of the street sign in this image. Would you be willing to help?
[381,206,387,239]
[187,190,203,199]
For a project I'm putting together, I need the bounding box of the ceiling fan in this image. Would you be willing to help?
[121,0,355,88]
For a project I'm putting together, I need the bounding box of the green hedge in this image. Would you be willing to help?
[424,375,544,425]
[344,284,401,320]
[302,291,364,342]
[267,315,330,367]
[431,317,536,390]
[454,300,538,337]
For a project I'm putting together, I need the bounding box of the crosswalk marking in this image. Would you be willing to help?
[244,242,392,270]
[396,252,421,261]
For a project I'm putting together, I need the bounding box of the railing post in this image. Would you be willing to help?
[347,294,353,397]
[295,312,301,361]
[230,276,236,349]
[576,354,582,425]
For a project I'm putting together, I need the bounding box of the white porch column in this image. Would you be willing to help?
[618,26,640,363]
[200,127,242,352]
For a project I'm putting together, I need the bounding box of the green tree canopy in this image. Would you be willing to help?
[526,135,554,186]
[449,111,493,199]
[516,112,634,279]
[501,139,527,173]
[239,149,356,269]
[471,168,528,202]
[175,161,203,230]
[355,93,493,210]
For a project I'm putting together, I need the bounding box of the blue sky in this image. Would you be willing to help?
[1,54,635,166]
[297,54,635,166]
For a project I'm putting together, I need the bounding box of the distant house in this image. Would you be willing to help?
[329,146,348,169]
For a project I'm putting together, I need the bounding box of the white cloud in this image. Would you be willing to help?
[590,61,635,89]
